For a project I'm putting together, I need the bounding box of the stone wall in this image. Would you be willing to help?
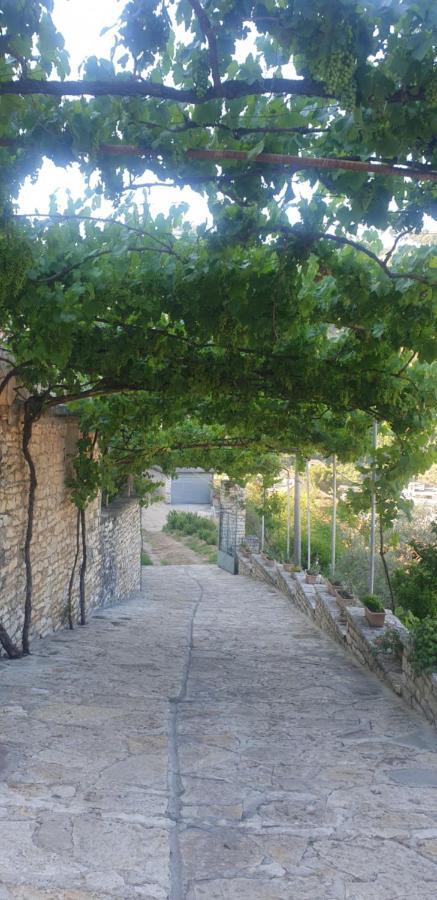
[99,499,141,607]
[238,550,437,728]
[0,389,141,652]
[346,608,437,726]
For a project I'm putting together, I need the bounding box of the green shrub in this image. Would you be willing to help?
[307,557,321,575]
[409,617,437,674]
[164,510,218,545]
[373,626,404,660]
[302,521,344,573]
[394,606,420,629]
[265,515,344,569]
[361,594,385,612]
[334,541,393,605]
[392,523,437,619]
[245,492,346,570]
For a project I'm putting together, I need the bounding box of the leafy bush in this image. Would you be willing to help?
[334,540,394,604]
[392,523,437,619]
[270,518,343,571]
[395,606,420,629]
[409,617,437,674]
[164,510,218,545]
[362,594,385,612]
[373,627,404,661]
[245,495,345,570]
[307,558,321,576]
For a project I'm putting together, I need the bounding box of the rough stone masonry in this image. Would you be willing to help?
[0,371,141,649]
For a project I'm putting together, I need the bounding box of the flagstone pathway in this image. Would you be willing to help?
[1,565,437,899]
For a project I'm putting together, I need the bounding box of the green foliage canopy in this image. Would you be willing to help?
[1,0,436,229]
[0,0,436,505]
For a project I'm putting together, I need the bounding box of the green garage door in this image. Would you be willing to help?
[171,473,212,505]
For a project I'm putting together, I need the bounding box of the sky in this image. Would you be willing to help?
[18,0,434,239]
[19,0,212,224]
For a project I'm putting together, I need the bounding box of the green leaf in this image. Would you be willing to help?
[247,139,265,160]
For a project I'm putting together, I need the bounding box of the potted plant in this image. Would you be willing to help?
[362,595,386,627]
[263,553,276,568]
[305,556,321,583]
[335,588,355,624]
[306,568,319,584]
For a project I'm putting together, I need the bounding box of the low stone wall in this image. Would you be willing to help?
[401,656,437,725]
[238,550,437,728]
[99,499,141,607]
[345,609,437,724]
[0,391,141,652]
[345,607,406,696]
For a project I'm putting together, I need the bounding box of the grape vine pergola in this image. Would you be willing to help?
[0,0,436,656]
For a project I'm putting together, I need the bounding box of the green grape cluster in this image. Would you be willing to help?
[312,50,357,109]
[358,181,375,211]
[424,74,437,108]
[191,56,211,98]
[0,237,32,303]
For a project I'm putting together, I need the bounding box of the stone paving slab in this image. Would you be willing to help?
[2,565,437,898]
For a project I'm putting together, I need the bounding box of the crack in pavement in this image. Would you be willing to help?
[167,570,204,900]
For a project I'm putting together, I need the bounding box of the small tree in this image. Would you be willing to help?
[393,523,437,620]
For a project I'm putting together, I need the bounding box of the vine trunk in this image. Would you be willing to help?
[66,509,81,629]
[79,507,87,625]
[21,403,39,654]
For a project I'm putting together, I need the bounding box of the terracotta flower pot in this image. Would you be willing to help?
[283,563,293,572]
[306,573,319,584]
[365,607,386,627]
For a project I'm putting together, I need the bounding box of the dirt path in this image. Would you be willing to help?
[142,529,214,565]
